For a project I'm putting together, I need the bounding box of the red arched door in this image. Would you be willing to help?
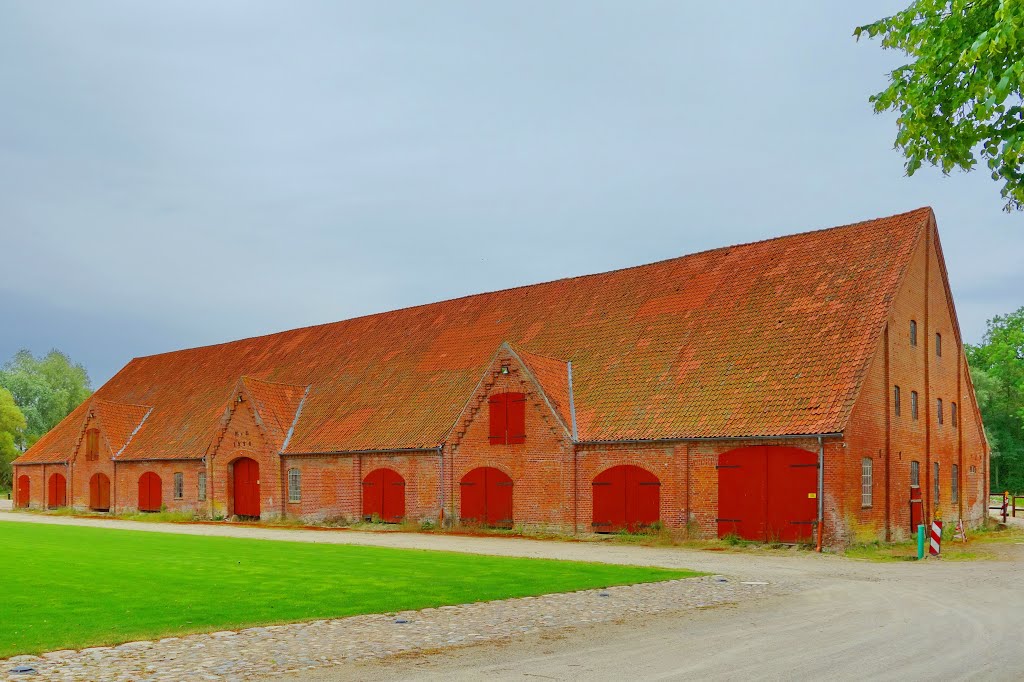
[17,475,30,508]
[233,457,261,517]
[47,472,67,508]
[592,465,660,532]
[362,468,406,522]
[138,472,162,512]
[89,473,111,511]
[460,467,513,528]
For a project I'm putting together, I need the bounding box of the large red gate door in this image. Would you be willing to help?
[460,467,513,528]
[47,473,67,508]
[89,473,111,511]
[138,472,162,512]
[592,465,660,532]
[17,475,30,508]
[362,468,406,522]
[717,446,818,543]
[233,457,261,517]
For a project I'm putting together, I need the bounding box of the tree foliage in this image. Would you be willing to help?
[0,349,92,451]
[856,1,1024,211]
[966,306,1024,492]
[0,388,26,491]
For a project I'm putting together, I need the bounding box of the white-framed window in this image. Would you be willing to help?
[288,468,301,503]
[198,471,207,501]
[173,472,184,500]
[861,458,873,508]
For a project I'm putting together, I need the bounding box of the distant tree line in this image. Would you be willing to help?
[966,307,1024,493]
[0,350,92,491]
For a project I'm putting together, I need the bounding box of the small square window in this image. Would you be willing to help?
[173,472,184,500]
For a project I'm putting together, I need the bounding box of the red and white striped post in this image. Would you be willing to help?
[929,520,943,556]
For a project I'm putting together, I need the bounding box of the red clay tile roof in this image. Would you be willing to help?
[512,346,572,434]
[14,208,931,462]
[239,377,308,449]
[92,399,153,457]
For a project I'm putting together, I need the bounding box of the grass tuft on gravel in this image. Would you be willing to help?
[0,520,698,657]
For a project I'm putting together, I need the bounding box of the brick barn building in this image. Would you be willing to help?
[12,208,989,545]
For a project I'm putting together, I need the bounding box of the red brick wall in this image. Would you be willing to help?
[843,222,989,541]
[112,460,204,513]
[207,392,284,519]
[447,349,574,529]
[574,442,683,533]
[70,413,115,510]
[280,452,441,523]
[12,463,62,509]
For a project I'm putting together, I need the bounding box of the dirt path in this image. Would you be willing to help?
[277,542,1024,681]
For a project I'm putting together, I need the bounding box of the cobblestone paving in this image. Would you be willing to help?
[1,576,777,682]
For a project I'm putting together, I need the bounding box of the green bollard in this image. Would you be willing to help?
[917,524,926,559]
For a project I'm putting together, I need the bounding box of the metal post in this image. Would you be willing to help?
[917,524,926,560]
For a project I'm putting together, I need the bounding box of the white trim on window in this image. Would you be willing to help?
[861,458,873,508]
[288,468,301,503]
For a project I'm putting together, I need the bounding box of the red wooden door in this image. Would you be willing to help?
[233,457,261,517]
[89,473,111,511]
[717,447,767,540]
[593,466,660,532]
[460,467,513,528]
[718,446,818,543]
[47,473,67,508]
[138,472,162,512]
[16,475,29,508]
[765,448,818,543]
[362,468,406,522]
[910,486,923,531]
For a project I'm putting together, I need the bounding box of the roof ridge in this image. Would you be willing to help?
[127,207,934,362]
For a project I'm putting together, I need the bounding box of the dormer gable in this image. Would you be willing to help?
[73,398,153,462]
[208,376,309,457]
[447,342,575,447]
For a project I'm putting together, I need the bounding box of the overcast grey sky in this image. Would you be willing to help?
[1,1,1022,387]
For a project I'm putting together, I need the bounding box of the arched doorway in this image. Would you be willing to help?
[16,475,29,508]
[460,467,513,528]
[717,445,818,543]
[47,472,67,508]
[232,457,260,517]
[89,473,111,511]
[362,468,406,522]
[138,472,162,512]
[591,465,660,533]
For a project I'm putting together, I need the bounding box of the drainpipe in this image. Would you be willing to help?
[567,361,578,534]
[816,435,824,552]
[437,444,444,526]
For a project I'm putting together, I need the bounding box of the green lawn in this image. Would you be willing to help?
[0,521,696,657]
